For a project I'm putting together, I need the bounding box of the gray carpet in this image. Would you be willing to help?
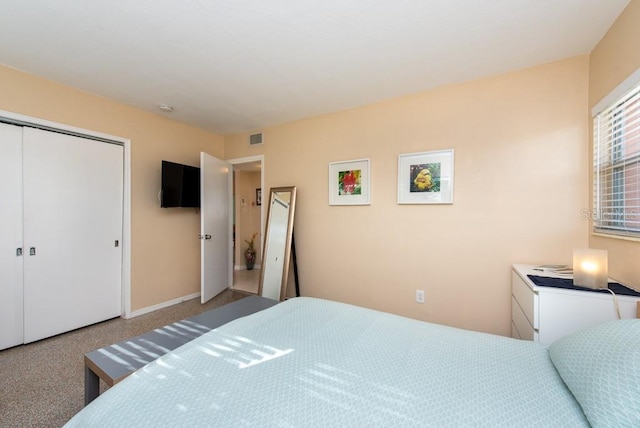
[0,289,249,428]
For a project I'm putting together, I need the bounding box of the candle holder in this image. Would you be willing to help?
[572,249,608,289]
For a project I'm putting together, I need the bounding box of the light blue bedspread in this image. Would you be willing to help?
[66,297,588,427]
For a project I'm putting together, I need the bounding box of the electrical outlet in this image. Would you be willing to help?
[415,290,425,304]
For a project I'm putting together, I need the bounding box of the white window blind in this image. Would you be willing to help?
[593,80,640,237]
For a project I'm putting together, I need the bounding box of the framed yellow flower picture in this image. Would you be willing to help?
[398,149,454,204]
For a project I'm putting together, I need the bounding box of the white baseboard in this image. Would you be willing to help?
[126,291,201,319]
[234,264,262,271]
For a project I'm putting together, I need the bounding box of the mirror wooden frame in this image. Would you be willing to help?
[257,186,297,301]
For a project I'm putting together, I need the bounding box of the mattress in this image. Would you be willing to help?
[65,297,589,427]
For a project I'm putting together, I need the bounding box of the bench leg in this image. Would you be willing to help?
[85,365,100,406]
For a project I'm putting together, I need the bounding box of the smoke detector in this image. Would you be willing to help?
[157,104,174,113]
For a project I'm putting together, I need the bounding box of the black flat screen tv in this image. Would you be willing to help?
[161,160,201,208]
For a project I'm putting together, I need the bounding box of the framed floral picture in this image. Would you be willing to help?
[397,149,454,204]
[328,158,371,205]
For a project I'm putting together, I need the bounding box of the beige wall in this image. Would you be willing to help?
[226,56,590,335]
[5,21,622,331]
[589,0,640,290]
[235,170,262,267]
[0,64,224,311]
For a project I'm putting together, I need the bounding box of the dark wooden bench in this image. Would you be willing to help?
[84,295,278,405]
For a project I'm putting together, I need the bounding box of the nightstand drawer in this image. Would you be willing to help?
[512,264,640,346]
[512,270,537,329]
[511,296,535,340]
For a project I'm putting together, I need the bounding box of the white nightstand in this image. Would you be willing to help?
[511,264,640,346]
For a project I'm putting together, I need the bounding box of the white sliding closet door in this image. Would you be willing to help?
[0,123,24,349]
[22,128,123,343]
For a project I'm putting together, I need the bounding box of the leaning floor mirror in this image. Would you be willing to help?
[258,186,297,301]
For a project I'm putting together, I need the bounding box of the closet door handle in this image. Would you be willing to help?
[29,247,36,256]
[16,248,23,257]
[205,234,212,240]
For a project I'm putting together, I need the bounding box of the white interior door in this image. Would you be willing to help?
[22,128,123,343]
[200,152,231,303]
[0,123,24,349]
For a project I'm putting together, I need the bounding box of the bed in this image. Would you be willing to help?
[65,297,639,427]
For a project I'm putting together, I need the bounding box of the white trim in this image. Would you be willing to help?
[126,292,200,319]
[0,109,132,319]
[592,66,640,117]
[592,232,640,243]
[0,110,129,145]
[122,139,132,318]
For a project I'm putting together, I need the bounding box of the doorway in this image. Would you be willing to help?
[227,155,264,294]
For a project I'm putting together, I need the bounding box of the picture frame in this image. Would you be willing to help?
[328,158,371,206]
[397,149,454,204]
[256,188,262,206]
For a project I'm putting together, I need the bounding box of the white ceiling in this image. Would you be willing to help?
[0,1,630,135]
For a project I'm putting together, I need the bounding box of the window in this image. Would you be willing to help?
[593,76,640,237]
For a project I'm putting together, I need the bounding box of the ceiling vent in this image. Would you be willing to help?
[249,133,263,146]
